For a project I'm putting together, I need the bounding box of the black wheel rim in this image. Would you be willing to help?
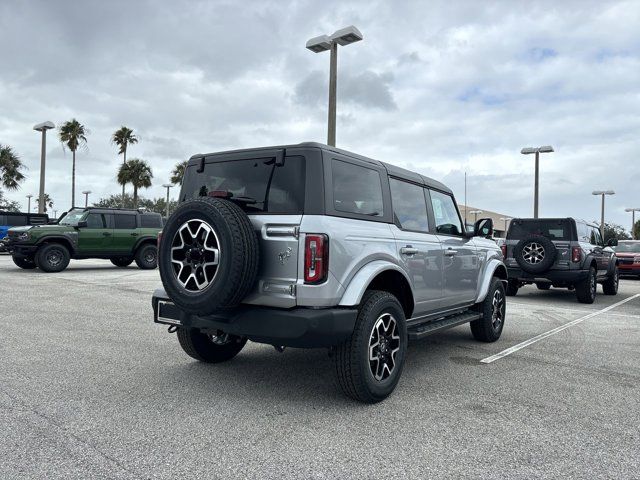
[47,249,62,267]
[368,313,401,382]
[491,290,505,330]
[209,332,231,345]
[145,250,156,263]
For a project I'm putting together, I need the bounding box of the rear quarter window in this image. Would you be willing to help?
[140,215,162,228]
[331,159,384,217]
[508,220,572,241]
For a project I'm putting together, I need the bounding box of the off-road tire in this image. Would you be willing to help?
[536,282,551,290]
[177,327,247,363]
[575,266,597,304]
[159,197,259,315]
[135,244,158,269]
[514,235,557,274]
[110,257,133,267]
[506,279,519,296]
[36,243,70,273]
[12,255,37,269]
[602,266,619,296]
[334,290,407,404]
[471,278,506,342]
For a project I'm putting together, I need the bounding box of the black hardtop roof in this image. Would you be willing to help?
[511,217,599,229]
[0,211,49,217]
[76,207,160,216]
[187,142,452,194]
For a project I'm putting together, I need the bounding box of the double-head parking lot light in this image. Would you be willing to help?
[592,190,615,240]
[306,26,363,147]
[625,208,640,240]
[521,145,554,219]
[33,121,55,214]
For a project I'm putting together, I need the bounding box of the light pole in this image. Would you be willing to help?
[162,184,174,218]
[26,194,33,213]
[469,210,483,223]
[592,190,615,240]
[33,121,55,214]
[306,25,363,147]
[500,217,512,235]
[521,145,554,218]
[82,190,92,207]
[625,207,640,240]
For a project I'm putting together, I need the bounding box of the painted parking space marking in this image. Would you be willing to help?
[481,294,640,364]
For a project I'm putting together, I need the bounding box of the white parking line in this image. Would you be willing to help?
[480,294,640,364]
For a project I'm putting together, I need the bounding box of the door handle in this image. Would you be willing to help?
[444,248,458,257]
[130,233,139,237]
[102,232,111,237]
[400,246,418,255]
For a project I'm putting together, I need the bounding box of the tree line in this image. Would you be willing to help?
[0,122,188,214]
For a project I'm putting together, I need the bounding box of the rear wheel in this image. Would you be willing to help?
[334,290,407,404]
[36,243,70,273]
[575,266,597,304]
[536,282,551,290]
[110,257,133,267]
[135,244,158,269]
[12,254,37,269]
[505,279,519,296]
[177,327,247,363]
[471,278,506,342]
[602,267,619,295]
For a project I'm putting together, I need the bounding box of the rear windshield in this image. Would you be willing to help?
[508,219,572,241]
[180,156,306,214]
[616,242,640,253]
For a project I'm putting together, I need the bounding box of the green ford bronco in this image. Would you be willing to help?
[5,207,162,272]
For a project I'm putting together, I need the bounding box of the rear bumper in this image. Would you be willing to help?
[507,267,589,284]
[152,288,357,348]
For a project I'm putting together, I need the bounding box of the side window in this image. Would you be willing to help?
[114,215,137,229]
[577,222,590,242]
[140,215,162,228]
[10,215,28,226]
[0,215,6,224]
[428,190,464,236]
[591,227,603,246]
[85,213,104,229]
[104,214,115,229]
[332,159,384,217]
[389,178,429,232]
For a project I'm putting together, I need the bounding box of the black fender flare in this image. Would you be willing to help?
[35,235,77,254]
[133,235,157,253]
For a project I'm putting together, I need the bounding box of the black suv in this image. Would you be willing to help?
[503,218,618,303]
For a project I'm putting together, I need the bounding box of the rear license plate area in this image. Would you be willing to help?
[156,300,182,325]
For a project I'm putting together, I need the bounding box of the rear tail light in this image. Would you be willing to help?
[500,245,507,258]
[304,234,329,284]
[157,231,163,259]
[572,246,581,263]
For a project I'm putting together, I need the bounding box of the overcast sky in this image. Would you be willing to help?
[1,0,639,228]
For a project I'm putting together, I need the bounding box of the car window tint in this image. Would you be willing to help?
[114,215,137,229]
[332,159,384,217]
[85,213,104,228]
[577,222,590,242]
[591,227,603,246]
[389,178,429,232]
[140,215,162,228]
[0,215,6,224]
[429,190,463,236]
[9,215,28,226]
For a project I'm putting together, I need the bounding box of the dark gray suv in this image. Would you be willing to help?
[503,218,619,303]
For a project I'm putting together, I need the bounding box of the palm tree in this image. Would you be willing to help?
[36,193,54,213]
[0,144,26,190]
[170,160,188,185]
[111,126,139,204]
[117,158,152,208]
[59,119,88,207]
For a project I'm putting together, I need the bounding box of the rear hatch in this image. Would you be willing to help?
[505,219,573,270]
[179,149,307,307]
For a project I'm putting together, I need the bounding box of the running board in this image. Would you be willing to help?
[407,311,481,340]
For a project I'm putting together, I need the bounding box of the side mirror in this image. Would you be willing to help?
[606,238,618,247]
[77,220,88,228]
[474,218,493,238]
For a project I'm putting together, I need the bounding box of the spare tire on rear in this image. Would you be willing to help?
[158,197,259,315]
[513,235,557,274]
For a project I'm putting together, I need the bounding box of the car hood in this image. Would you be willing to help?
[9,224,69,233]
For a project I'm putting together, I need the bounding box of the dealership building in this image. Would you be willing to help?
[458,205,514,238]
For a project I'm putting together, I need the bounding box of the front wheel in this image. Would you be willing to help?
[111,257,133,267]
[12,255,37,269]
[334,290,407,404]
[177,328,247,363]
[135,244,158,269]
[470,278,506,342]
[36,243,70,272]
[602,267,619,295]
[575,266,597,304]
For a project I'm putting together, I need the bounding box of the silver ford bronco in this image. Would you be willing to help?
[153,143,508,403]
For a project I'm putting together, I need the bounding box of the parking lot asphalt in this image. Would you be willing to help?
[1,255,639,479]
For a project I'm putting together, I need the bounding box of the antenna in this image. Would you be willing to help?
[464,171,468,226]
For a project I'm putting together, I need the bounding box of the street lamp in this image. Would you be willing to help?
[26,194,33,213]
[82,190,92,207]
[469,210,483,223]
[306,25,363,147]
[625,207,640,240]
[33,121,55,214]
[592,190,615,240]
[162,184,174,218]
[521,145,554,219]
[500,217,512,233]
